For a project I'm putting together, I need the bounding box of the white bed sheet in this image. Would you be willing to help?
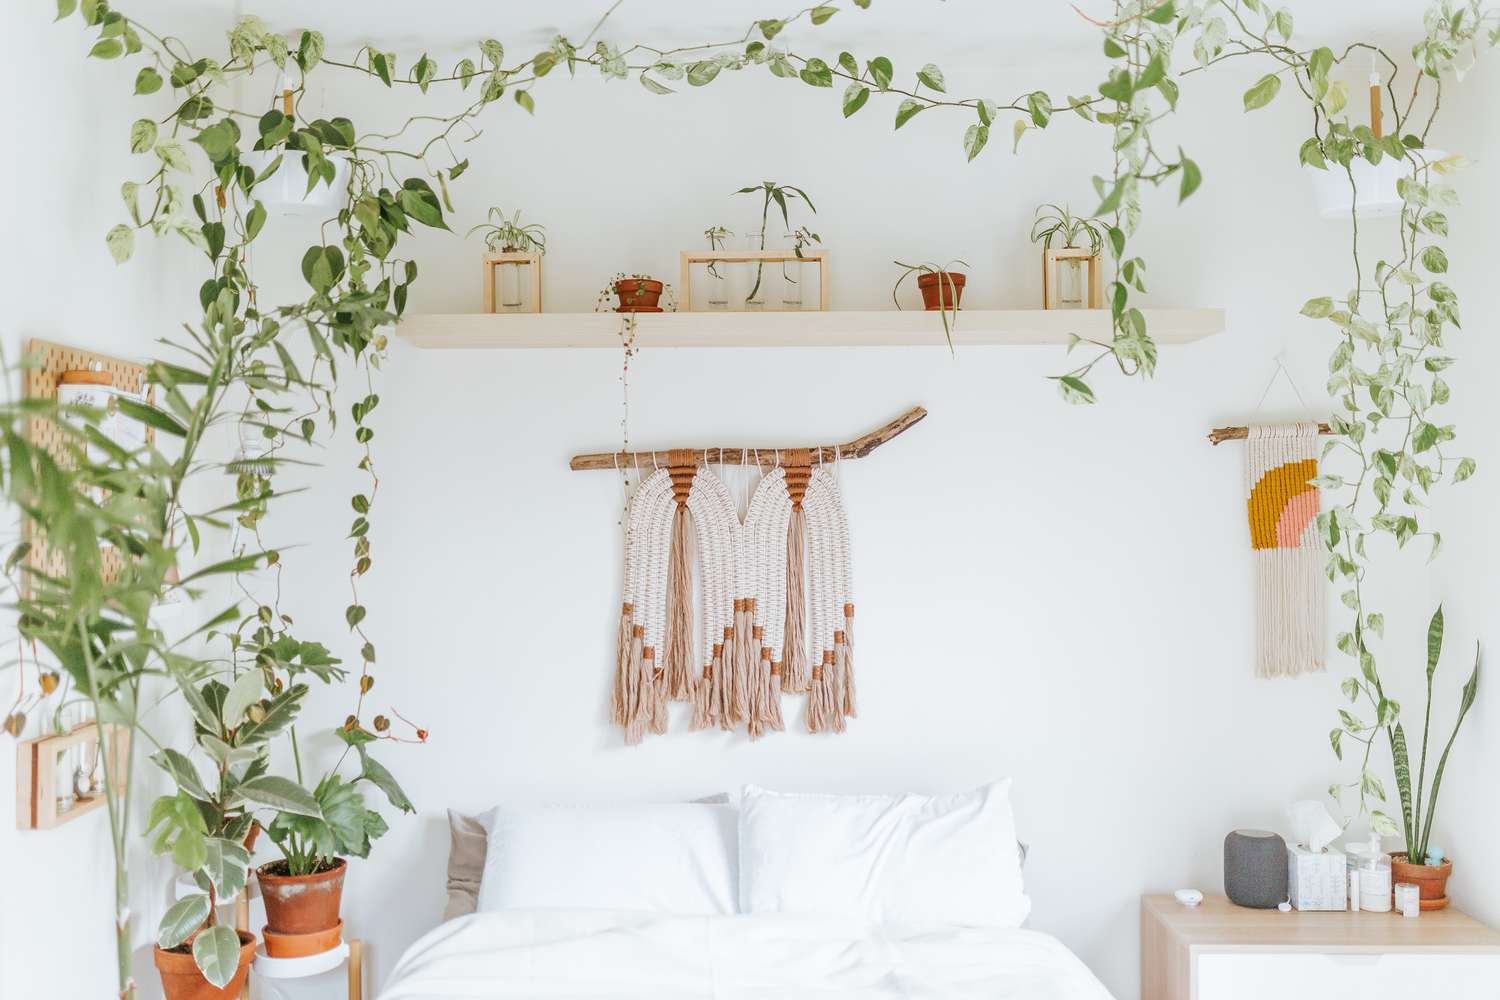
[377,910,1116,1000]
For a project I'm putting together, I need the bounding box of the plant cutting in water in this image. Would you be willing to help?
[734,180,817,303]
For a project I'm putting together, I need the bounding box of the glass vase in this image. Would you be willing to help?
[706,264,730,310]
[742,234,767,310]
[495,260,524,312]
[1057,258,1086,309]
[780,248,803,311]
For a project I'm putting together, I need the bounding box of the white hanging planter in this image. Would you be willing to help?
[1306,148,1448,221]
[240,148,350,217]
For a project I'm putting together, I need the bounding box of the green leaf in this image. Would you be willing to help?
[1025,91,1051,128]
[105,224,134,264]
[1242,73,1281,111]
[640,75,673,95]
[130,119,158,154]
[917,63,945,92]
[962,123,989,161]
[479,39,504,67]
[686,60,720,87]
[894,99,924,129]
[358,746,414,813]
[1178,155,1201,202]
[116,397,188,437]
[154,140,191,174]
[1426,605,1444,679]
[1453,456,1476,482]
[153,748,210,801]
[172,828,208,871]
[1057,376,1096,405]
[157,894,211,949]
[798,58,833,87]
[1145,0,1177,23]
[192,925,242,989]
[238,775,321,817]
[89,38,123,59]
[810,5,838,25]
[514,89,535,114]
[1301,297,1334,318]
[842,83,870,117]
[371,51,393,86]
[221,669,264,728]
[1420,245,1449,273]
[134,67,163,95]
[867,57,893,90]
[55,0,77,18]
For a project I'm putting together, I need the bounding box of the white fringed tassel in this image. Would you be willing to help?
[842,603,857,718]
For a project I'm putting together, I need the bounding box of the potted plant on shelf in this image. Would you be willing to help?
[734,180,817,308]
[598,274,669,312]
[1374,607,1478,910]
[468,208,546,313]
[1030,204,1106,310]
[147,668,314,997]
[892,259,969,351]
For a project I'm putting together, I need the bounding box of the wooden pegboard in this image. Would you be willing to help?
[22,339,155,587]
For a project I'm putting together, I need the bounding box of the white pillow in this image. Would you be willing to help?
[476,802,737,915]
[738,781,1030,929]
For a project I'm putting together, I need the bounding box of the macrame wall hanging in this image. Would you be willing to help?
[1211,400,1334,677]
[573,407,926,744]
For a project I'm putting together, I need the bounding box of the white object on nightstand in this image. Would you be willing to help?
[1175,889,1204,907]
[1142,893,1500,1000]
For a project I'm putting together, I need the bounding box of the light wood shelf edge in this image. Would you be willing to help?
[394,308,1224,349]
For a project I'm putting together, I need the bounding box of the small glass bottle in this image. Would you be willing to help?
[742,233,768,310]
[780,238,803,311]
[1058,257,1087,309]
[495,250,524,312]
[1346,834,1392,912]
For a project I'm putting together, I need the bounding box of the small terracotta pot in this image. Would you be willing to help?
[154,930,256,1000]
[243,821,261,852]
[1391,852,1452,910]
[263,919,344,958]
[917,271,966,311]
[615,278,664,311]
[257,857,346,935]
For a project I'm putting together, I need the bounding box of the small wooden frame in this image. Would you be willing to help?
[1042,247,1104,310]
[679,249,828,312]
[482,252,543,314]
[15,722,129,830]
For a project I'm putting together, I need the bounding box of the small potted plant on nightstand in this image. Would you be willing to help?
[596,274,672,312]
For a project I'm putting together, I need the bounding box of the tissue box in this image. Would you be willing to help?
[1287,844,1347,910]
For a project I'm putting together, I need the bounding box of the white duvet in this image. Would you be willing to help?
[378,910,1116,1000]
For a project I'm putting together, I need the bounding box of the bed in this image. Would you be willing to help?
[377,781,1115,1000]
[379,910,1115,999]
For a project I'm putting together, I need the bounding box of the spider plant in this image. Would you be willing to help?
[467,207,547,254]
[734,180,816,303]
[1029,203,1105,253]
[892,258,969,353]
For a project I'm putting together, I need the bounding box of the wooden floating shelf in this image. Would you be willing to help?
[395,308,1225,350]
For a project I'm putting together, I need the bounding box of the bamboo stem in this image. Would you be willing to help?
[1208,422,1333,446]
[569,406,927,471]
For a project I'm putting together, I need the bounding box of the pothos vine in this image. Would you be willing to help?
[24,0,1500,995]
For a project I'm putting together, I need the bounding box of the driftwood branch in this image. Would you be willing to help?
[1208,422,1334,446]
[569,406,928,471]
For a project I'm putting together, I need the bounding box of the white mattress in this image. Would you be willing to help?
[377,909,1116,999]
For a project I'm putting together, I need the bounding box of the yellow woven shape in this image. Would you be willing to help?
[1247,459,1318,550]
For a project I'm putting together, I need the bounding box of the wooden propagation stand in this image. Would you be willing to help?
[680,249,828,312]
[16,722,129,830]
[482,252,542,313]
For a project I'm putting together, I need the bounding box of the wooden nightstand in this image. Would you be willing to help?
[1141,893,1500,999]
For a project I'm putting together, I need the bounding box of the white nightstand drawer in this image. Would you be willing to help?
[1197,951,1500,1000]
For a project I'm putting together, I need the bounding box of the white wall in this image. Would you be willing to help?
[242,42,1496,1000]
[4,8,1497,1000]
[0,4,227,997]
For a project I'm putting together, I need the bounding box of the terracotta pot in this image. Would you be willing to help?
[243,821,261,852]
[1391,852,1452,910]
[917,271,966,311]
[615,278,664,311]
[154,930,255,1000]
[263,919,344,958]
[257,857,346,935]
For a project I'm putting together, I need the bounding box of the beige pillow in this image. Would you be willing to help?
[444,795,732,920]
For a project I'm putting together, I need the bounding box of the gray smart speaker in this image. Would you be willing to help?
[1224,829,1288,908]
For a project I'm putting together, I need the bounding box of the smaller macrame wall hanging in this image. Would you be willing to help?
[572,407,926,744]
[1210,418,1332,678]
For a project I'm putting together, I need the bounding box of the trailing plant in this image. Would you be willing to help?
[468,207,546,254]
[18,3,1500,995]
[1030,204,1106,254]
[891,259,968,351]
[734,180,816,303]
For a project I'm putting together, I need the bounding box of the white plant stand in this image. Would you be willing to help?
[252,939,363,1000]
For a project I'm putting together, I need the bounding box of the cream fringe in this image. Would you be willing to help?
[1255,547,1326,677]
[842,604,857,718]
